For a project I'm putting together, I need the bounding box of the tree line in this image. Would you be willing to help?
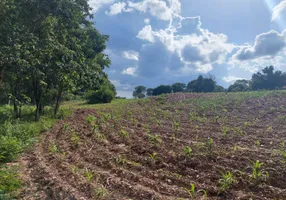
[0,0,116,121]
[133,66,286,98]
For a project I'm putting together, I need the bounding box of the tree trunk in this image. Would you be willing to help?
[54,87,63,116]
[32,77,42,122]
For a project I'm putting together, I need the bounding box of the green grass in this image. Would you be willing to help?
[0,105,71,198]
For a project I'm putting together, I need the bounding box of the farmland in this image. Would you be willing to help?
[16,91,286,199]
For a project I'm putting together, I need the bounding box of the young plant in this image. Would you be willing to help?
[184,183,207,200]
[93,185,108,200]
[49,142,58,153]
[206,137,214,154]
[114,155,126,167]
[250,160,269,182]
[93,124,99,133]
[63,123,70,131]
[86,115,96,124]
[147,134,162,146]
[84,169,93,182]
[120,129,129,138]
[219,171,237,194]
[71,132,80,146]
[183,146,193,157]
[149,152,158,165]
[221,126,230,137]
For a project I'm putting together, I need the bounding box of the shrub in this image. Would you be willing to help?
[85,86,115,104]
[0,166,21,198]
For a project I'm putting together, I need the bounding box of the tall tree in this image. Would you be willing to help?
[133,86,147,99]
[171,82,186,93]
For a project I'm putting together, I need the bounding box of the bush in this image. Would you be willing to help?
[85,86,115,104]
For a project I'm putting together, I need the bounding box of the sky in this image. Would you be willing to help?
[90,0,286,98]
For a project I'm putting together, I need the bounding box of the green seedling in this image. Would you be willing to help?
[84,169,93,182]
[184,183,207,200]
[219,171,237,194]
[93,185,108,200]
[149,152,158,165]
[183,146,193,157]
[86,115,96,124]
[120,129,129,138]
[250,160,269,181]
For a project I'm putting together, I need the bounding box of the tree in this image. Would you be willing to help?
[251,66,286,90]
[228,80,250,92]
[187,76,216,93]
[1,0,111,120]
[146,88,154,96]
[153,85,172,96]
[171,83,186,93]
[133,86,146,99]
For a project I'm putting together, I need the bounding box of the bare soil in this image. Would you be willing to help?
[17,92,286,200]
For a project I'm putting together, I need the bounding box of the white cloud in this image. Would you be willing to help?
[137,25,155,42]
[234,30,286,60]
[136,16,235,74]
[144,18,150,24]
[106,2,133,15]
[123,50,139,61]
[121,67,138,76]
[272,0,286,21]
[105,0,181,20]
[89,0,115,13]
[223,75,244,83]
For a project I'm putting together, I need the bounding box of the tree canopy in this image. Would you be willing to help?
[0,0,114,120]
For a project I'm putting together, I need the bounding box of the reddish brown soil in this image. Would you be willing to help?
[17,92,286,200]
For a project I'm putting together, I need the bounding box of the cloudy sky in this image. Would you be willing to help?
[90,0,286,98]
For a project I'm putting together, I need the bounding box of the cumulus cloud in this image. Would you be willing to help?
[182,45,206,63]
[106,2,133,15]
[137,25,155,42]
[234,30,286,60]
[272,0,286,21]
[123,50,139,61]
[121,67,138,76]
[136,15,235,75]
[89,0,115,13]
[105,0,181,21]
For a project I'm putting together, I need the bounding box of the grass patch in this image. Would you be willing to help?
[0,105,72,197]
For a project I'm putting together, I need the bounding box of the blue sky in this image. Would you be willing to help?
[90,0,286,98]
